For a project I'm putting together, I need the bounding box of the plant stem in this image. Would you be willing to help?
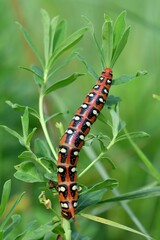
[39,92,57,163]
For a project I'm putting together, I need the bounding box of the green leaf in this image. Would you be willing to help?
[18,151,37,160]
[80,213,152,239]
[45,72,84,95]
[14,161,45,183]
[21,223,54,240]
[34,138,51,158]
[0,125,24,146]
[45,111,64,123]
[111,26,130,67]
[124,128,160,182]
[16,22,43,67]
[26,127,37,146]
[21,107,29,141]
[82,179,118,195]
[50,15,60,55]
[19,65,44,83]
[0,192,25,231]
[41,9,51,63]
[6,101,39,119]
[113,70,148,85]
[48,27,88,67]
[109,107,126,138]
[49,51,80,78]
[77,189,106,213]
[100,186,160,204]
[105,95,121,107]
[52,19,67,53]
[31,64,44,87]
[0,180,11,217]
[101,15,113,67]
[113,11,127,52]
[77,54,98,79]
[3,214,21,238]
[116,131,149,143]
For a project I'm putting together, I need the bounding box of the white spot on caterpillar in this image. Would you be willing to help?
[59,186,66,192]
[57,167,64,173]
[86,121,91,127]
[66,129,73,134]
[79,135,85,140]
[81,103,88,109]
[73,151,79,156]
[106,79,112,84]
[72,185,78,191]
[71,167,76,172]
[94,85,99,89]
[93,109,98,116]
[73,202,78,208]
[74,115,80,121]
[88,93,94,97]
[60,148,67,153]
[99,76,104,81]
[103,88,108,94]
[99,97,104,103]
[61,202,69,209]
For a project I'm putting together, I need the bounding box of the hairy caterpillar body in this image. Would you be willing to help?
[57,68,113,219]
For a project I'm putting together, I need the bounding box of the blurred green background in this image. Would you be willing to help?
[0,0,160,239]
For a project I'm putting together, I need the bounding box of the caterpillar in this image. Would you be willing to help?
[57,68,113,220]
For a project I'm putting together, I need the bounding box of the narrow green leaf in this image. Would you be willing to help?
[124,128,160,182]
[82,16,103,67]
[52,19,67,53]
[21,107,29,141]
[0,180,11,217]
[109,108,125,138]
[0,125,23,145]
[14,161,45,183]
[77,54,98,79]
[111,26,130,68]
[45,111,64,123]
[50,15,60,55]
[0,192,25,231]
[101,15,113,67]
[113,11,127,51]
[82,179,118,195]
[19,66,44,83]
[116,131,149,143]
[80,214,152,239]
[100,186,160,204]
[26,127,37,146]
[113,70,148,86]
[6,101,39,119]
[16,22,44,67]
[48,27,88,67]
[4,214,21,238]
[31,64,44,87]
[22,223,54,240]
[45,72,84,95]
[41,9,50,64]
[48,51,80,79]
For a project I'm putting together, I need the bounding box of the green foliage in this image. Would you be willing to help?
[0,8,155,240]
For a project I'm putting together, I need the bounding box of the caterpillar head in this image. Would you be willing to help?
[102,68,113,78]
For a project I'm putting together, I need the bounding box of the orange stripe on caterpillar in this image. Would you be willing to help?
[57,68,113,219]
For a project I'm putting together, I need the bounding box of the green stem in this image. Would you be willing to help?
[124,128,160,182]
[39,91,57,163]
[79,152,104,178]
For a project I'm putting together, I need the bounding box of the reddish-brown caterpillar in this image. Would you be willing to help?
[57,68,113,219]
